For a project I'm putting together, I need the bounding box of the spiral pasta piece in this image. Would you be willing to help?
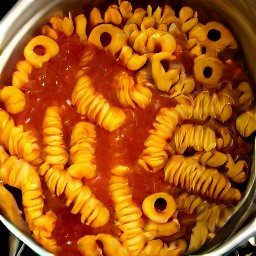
[224,155,248,183]
[88,24,127,55]
[39,163,109,228]
[142,192,177,223]
[179,6,199,34]
[164,155,241,202]
[193,90,233,122]
[151,52,179,92]
[170,124,217,154]
[189,21,237,52]
[0,155,59,253]
[43,106,68,169]
[68,121,97,179]
[41,24,58,41]
[77,233,129,256]
[193,55,223,88]
[176,193,226,253]
[138,107,181,172]
[236,107,256,137]
[49,15,74,36]
[72,74,126,132]
[0,86,26,114]
[207,119,234,149]
[144,219,180,239]
[119,1,133,20]
[113,71,152,109]
[75,14,88,41]
[176,193,233,231]
[139,239,187,256]
[236,81,254,111]
[119,46,147,71]
[0,109,41,165]
[109,165,146,255]
[104,4,122,25]
[24,35,59,68]
[195,150,228,168]
[12,60,33,89]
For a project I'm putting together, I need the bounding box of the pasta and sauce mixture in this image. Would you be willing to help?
[0,1,255,255]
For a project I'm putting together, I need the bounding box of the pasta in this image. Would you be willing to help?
[0,1,254,255]
[113,71,152,109]
[43,106,69,169]
[0,150,59,253]
[68,121,97,179]
[23,35,59,68]
[0,109,41,165]
[109,166,146,255]
[164,155,241,202]
[176,192,234,253]
[12,60,33,88]
[72,74,126,132]
[39,163,110,228]
[0,86,26,114]
[77,234,129,256]
[169,124,217,154]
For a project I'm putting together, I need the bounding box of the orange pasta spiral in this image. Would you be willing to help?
[109,165,146,255]
[72,74,126,132]
[113,71,152,109]
[164,155,241,202]
[39,163,110,228]
[170,124,217,154]
[0,152,59,253]
[68,121,97,179]
[140,239,187,256]
[43,106,69,169]
[0,109,41,165]
[176,192,234,253]
[77,233,129,256]
[138,107,181,172]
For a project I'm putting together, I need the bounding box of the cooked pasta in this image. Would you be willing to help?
[49,16,74,37]
[236,106,256,137]
[142,192,177,223]
[12,60,33,88]
[68,121,97,179]
[151,52,179,92]
[0,1,254,255]
[24,35,59,68]
[0,86,26,114]
[138,107,180,172]
[39,163,110,228]
[0,109,42,165]
[43,106,69,169]
[77,234,129,256]
[113,71,152,109]
[139,239,187,256]
[164,155,241,202]
[88,24,127,55]
[75,14,88,41]
[109,166,146,255]
[0,154,59,253]
[170,124,217,154]
[179,6,199,34]
[72,74,126,132]
[119,45,147,71]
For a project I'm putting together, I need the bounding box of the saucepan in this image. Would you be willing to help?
[0,0,255,255]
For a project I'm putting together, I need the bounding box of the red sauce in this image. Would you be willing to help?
[11,29,253,255]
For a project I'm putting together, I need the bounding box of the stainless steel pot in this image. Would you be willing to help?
[0,0,255,255]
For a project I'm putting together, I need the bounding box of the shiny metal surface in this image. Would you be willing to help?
[0,0,255,255]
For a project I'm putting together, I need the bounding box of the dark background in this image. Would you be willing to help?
[0,1,255,256]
